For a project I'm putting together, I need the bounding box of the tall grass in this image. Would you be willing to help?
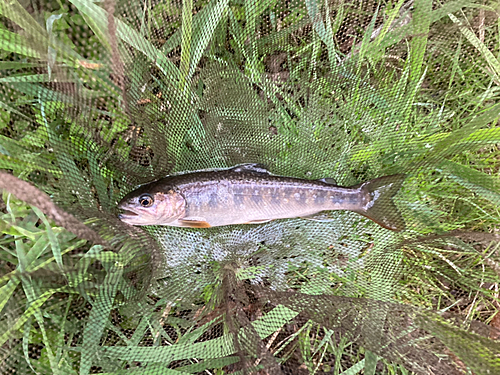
[0,0,499,373]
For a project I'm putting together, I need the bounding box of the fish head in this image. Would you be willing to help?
[118,186,186,226]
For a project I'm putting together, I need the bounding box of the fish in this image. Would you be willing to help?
[118,164,406,231]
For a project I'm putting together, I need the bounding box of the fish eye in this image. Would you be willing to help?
[139,194,154,207]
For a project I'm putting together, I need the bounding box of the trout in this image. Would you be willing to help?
[118,164,406,231]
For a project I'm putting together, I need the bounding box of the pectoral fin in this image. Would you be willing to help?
[180,217,211,228]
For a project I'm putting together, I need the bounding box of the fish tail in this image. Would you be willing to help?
[356,174,406,231]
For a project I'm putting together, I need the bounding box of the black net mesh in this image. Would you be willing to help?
[0,0,500,373]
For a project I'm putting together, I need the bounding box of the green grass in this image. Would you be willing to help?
[1,0,500,373]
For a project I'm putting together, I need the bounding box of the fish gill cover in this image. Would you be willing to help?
[0,0,499,374]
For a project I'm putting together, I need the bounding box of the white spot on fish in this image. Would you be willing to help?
[283,198,289,203]
[365,190,381,210]
[294,193,301,201]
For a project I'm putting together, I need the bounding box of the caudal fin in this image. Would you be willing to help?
[357,174,406,232]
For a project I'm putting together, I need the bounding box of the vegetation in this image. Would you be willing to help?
[0,0,499,374]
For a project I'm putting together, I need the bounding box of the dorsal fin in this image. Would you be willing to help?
[318,177,337,185]
[232,163,270,174]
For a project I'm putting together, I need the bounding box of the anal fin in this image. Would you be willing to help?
[300,212,335,222]
[245,219,273,224]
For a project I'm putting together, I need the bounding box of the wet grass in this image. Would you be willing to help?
[0,0,499,374]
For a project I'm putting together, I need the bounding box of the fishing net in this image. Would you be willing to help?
[1,0,500,373]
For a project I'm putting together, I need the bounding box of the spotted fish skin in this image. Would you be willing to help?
[118,164,406,231]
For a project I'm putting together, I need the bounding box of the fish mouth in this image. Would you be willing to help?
[118,209,141,223]
[119,209,139,217]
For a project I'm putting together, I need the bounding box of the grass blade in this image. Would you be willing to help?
[31,207,63,270]
[431,103,500,157]
[174,357,240,373]
[0,0,83,65]
[179,0,193,93]
[305,0,337,66]
[100,305,297,362]
[364,0,472,60]
[87,148,110,210]
[0,73,74,83]
[0,0,46,38]
[97,365,192,375]
[0,287,66,348]
[464,127,500,144]
[69,0,179,78]
[448,13,500,82]
[20,267,59,374]
[100,335,235,362]
[79,263,123,375]
[162,0,228,55]
[0,28,42,58]
[410,102,500,168]
[339,359,365,375]
[376,0,407,45]
[0,61,44,69]
[0,279,21,315]
[364,351,378,375]
[405,0,432,119]
[0,100,35,122]
[22,316,37,374]
[438,159,500,205]
[188,0,228,80]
